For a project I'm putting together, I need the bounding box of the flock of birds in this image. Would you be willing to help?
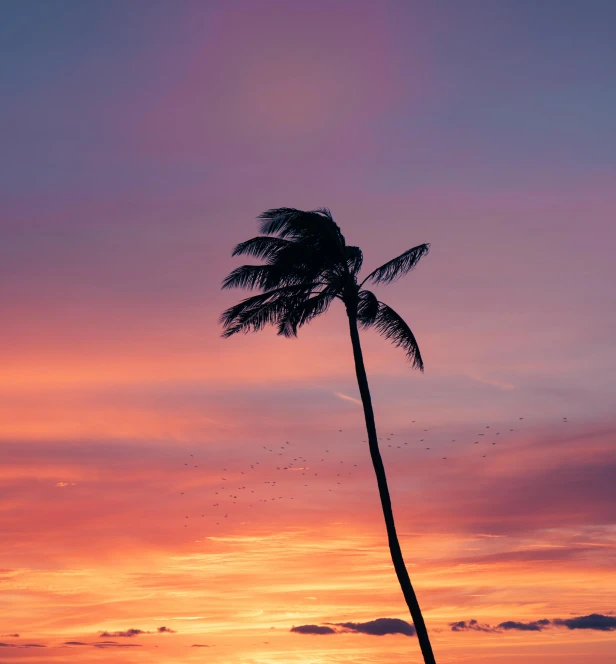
[178,416,569,528]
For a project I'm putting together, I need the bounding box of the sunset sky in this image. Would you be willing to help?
[1,1,615,662]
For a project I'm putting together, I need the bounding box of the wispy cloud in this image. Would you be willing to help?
[333,391,362,406]
[99,629,146,638]
[465,373,516,391]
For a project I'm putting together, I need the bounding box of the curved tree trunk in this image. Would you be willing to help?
[346,308,436,664]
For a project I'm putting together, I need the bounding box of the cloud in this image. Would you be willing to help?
[465,373,516,391]
[456,545,604,565]
[552,614,616,631]
[497,620,550,632]
[94,641,142,648]
[65,639,149,648]
[451,614,616,634]
[292,618,415,637]
[191,643,212,647]
[407,428,616,536]
[333,618,416,637]
[2,634,19,638]
[0,642,46,648]
[451,618,550,633]
[333,391,362,406]
[99,629,146,638]
[450,619,497,633]
[291,625,336,635]
[157,626,176,633]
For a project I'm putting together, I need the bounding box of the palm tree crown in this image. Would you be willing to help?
[220,207,429,368]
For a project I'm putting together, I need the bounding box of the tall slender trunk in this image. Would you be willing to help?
[347,308,436,664]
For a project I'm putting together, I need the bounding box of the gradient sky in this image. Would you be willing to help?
[1,1,615,662]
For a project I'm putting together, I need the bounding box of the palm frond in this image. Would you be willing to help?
[257,207,304,236]
[219,285,317,338]
[219,284,315,325]
[357,289,379,326]
[220,298,291,338]
[361,244,430,286]
[277,286,338,338]
[345,246,363,275]
[231,236,291,261]
[372,301,424,371]
[222,261,320,291]
[221,264,272,290]
[266,238,327,269]
[257,207,346,250]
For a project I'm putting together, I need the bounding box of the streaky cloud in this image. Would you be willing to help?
[100,628,146,638]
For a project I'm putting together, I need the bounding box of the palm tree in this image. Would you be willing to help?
[220,207,435,664]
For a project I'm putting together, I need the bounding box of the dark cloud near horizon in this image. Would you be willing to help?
[553,614,616,631]
[292,618,415,637]
[498,620,550,632]
[333,618,416,637]
[291,625,336,635]
[451,614,615,633]
[1,642,46,648]
[191,643,212,647]
[157,626,176,633]
[451,618,550,633]
[450,619,497,633]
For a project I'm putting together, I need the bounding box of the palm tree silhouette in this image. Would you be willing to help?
[220,208,435,664]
